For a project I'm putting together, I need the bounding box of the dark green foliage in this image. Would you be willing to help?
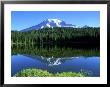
[12,27,100,57]
[12,45,99,57]
[11,27,100,46]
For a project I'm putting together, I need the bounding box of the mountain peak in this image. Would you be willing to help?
[47,18,62,23]
[21,19,76,32]
[46,18,63,27]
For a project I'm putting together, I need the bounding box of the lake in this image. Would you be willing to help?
[11,45,100,77]
[11,55,100,77]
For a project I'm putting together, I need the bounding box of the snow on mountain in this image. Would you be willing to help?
[48,19,62,23]
[46,23,51,28]
[41,26,44,29]
[21,19,76,32]
[47,19,62,27]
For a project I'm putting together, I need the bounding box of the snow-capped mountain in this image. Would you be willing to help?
[21,19,76,32]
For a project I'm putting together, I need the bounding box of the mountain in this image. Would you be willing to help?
[21,19,76,32]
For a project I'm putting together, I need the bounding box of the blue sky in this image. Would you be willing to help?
[11,11,100,31]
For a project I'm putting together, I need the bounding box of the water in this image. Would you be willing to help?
[11,54,100,77]
[11,44,100,77]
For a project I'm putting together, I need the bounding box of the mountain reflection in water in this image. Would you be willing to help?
[11,44,100,77]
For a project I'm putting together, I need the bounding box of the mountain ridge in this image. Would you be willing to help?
[21,19,77,32]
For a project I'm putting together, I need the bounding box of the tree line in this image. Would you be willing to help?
[11,27,100,47]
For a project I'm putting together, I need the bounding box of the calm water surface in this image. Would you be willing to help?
[11,54,100,77]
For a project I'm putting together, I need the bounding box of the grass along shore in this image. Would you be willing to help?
[14,69,88,77]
